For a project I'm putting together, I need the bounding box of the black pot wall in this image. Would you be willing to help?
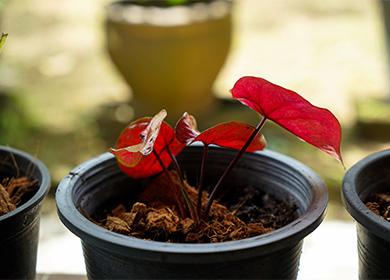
[81,241,303,279]
[0,146,50,279]
[56,146,327,279]
[342,149,390,280]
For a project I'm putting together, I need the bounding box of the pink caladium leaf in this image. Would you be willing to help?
[111,110,185,178]
[231,76,343,162]
[175,112,266,152]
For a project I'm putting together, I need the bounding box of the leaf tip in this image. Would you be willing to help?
[160,108,168,116]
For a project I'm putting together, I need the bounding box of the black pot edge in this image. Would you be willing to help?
[342,148,390,242]
[0,145,51,222]
[56,146,328,262]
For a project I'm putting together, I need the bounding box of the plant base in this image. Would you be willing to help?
[95,171,297,243]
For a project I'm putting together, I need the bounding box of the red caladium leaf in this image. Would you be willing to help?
[111,109,167,167]
[175,112,199,145]
[231,76,343,162]
[175,112,266,152]
[111,110,185,178]
[196,122,266,152]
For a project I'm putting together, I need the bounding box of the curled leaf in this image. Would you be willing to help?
[176,112,266,152]
[111,110,167,167]
[231,76,343,162]
[111,110,185,178]
[175,112,199,145]
[111,121,148,168]
[139,109,168,155]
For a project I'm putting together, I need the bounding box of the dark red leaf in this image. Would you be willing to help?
[231,76,343,162]
[175,112,199,145]
[175,112,266,152]
[111,110,167,167]
[196,122,266,152]
[111,110,185,178]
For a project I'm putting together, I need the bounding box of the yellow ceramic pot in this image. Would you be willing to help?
[105,0,232,122]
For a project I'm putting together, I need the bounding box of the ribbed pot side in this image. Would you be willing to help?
[56,146,327,279]
[342,149,390,280]
[0,146,50,279]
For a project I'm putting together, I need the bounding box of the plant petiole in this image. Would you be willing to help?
[204,117,268,216]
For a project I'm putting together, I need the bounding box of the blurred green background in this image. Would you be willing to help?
[0,0,389,219]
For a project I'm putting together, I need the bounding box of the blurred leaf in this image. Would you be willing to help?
[166,0,188,6]
[0,33,7,51]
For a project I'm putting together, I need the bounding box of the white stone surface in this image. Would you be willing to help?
[37,214,86,275]
[299,220,358,280]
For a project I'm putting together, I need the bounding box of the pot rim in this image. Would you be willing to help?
[107,0,232,9]
[106,0,233,26]
[56,146,327,260]
[0,145,50,222]
[342,148,390,241]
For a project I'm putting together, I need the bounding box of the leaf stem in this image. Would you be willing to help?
[166,145,199,224]
[153,149,186,218]
[204,117,268,216]
[166,145,184,182]
[153,150,168,173]
[197,145,208,217]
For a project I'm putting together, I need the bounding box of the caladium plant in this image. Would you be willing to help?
[111,76,342,219]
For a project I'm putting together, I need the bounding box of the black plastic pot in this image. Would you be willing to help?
[342,149,390,280]
[0,146,50,279]
[56,145,327,279]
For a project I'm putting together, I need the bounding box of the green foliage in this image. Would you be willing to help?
[0,93,33,147]
[166,0,188,5]
[0,33,7,52]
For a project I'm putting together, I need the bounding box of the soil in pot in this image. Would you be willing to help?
[365,192,390,221]
[90,170,298,243]
[0,175,38,216]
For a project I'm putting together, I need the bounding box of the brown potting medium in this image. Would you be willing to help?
[365,192,390,222]
[92,171,297,243]
[0,176,38,216]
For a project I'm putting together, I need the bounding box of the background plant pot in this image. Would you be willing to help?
[342,149,390,279]
[105,0,232,122]
[56,145,327,279]
[381,0,390,68]
[0,146,50,279]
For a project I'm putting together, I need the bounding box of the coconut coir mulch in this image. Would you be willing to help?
[365,192,390,222]
[96,171,297,243]
[0,177,38,216]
